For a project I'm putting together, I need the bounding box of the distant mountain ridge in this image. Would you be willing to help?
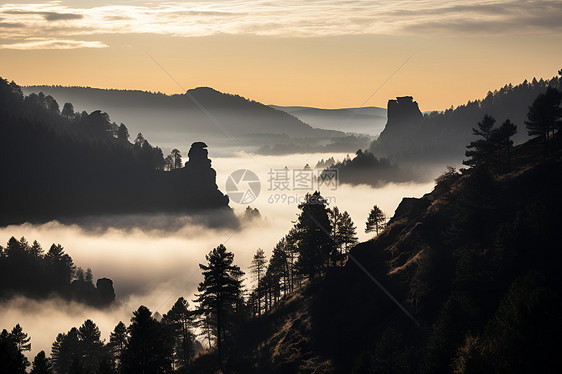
[271,105,386,137]
[22,85,364,154]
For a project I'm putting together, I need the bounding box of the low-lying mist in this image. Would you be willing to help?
[0,152,438,360]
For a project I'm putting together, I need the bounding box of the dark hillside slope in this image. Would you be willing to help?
[313,136,562,372]
[0,78,232,226]
[206,136,562,373]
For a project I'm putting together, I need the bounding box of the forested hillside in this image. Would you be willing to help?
[371,72,561,162]
[0,78,232,226]
[328,71,562,187]
[0,237,115,307]
[312,136,562,373]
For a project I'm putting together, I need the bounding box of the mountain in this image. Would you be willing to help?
[0,78,234,227]
[21,86,363,154]
[189,135,562,373]
[371,73,562,163]
[271,105,386,137]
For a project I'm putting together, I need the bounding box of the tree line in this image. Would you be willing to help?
[0,237,115,307]
[0,299,202,374]
[371,70,562,163]
[464,83,562,170]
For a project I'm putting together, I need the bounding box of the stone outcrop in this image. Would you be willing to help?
[379,96,423,138]
[164,142,230,211]
[186,141,212,168]
[370,96,425,159]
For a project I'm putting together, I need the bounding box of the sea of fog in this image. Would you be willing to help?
[0,152,438,359]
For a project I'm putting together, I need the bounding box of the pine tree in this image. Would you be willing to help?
[194,245,244,369]
[250,248,267,315]
[109,321,128,368]
[171,149,183,169]
[329,207,358,263]
[464,114,497,167]
[491,119,518,172]
[10,324,31,352]
[269,241,290,297]
[0,329,28,373]
[77,319,108,373]
[51,328,80,374]
[294,191,334,279]
[121,306,174,374]
[30,351,53,374]
[117,123,129,142]
[61,103,74,119]
[366,205,386,235]
[163,297,196,367]
[525,86,562,154]
[45,244,75,288]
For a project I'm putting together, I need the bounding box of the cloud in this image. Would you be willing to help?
[0,39,108,50]
[0,1,560,43]
[42,11,83,21]
[0,22,25,28]
[3,10,83,21]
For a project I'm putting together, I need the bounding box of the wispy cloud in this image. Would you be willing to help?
[0,0,560,44]
[0,22,25,28]
[0,39,108,50]
[4,10,83,21]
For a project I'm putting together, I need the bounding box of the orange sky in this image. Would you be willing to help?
[1,1,561,110]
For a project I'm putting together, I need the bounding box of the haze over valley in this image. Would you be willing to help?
[1,1,562,372]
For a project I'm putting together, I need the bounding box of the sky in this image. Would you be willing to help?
[1,0,561,109]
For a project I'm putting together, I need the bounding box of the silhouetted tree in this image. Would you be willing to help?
[163,297,196,368]
[30,351,53,374]
[109,321,127,370]
[525,86,562,154]
[366,205,386,235]
[51,320,110,374]
[243,206,261,221]
[294,192,334,279]
[250,248,267,315]
[45,244,75,290]
[85,268,93,283]
[61,103,74,119]
[491,119,518,172]
[339,210,358,251]
[77,319,109,373]
[464,114,497,167]
[329,207,358,263]
[29,240,43,258]
[45,95,59,113]
[51,328,80,374]
[0,329,28,373]
[268,240,290,298]
[117,123,129,142]
[10,324,31,352]
[171,149,182,169]
[194,245,244,369]
[121,306,174,374]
